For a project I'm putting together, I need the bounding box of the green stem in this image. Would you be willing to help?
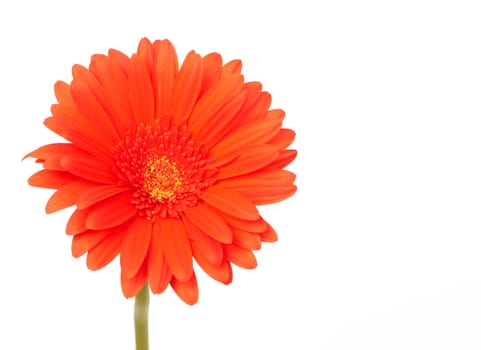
[135,283,150,350]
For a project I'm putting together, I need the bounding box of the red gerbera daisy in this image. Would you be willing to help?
[25,38,296,305]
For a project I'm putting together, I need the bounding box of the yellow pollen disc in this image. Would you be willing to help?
[143,156,182,201]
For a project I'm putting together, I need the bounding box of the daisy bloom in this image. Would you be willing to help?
[26,38,297,305]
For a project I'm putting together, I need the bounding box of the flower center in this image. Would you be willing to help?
[143,156,181,201]
[113,119,216,219]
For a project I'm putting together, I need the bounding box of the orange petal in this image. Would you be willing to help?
[50,92,87,120]
[194,91,246,149]
[28,169,77,189]
[152,39,178,119]
[268,128,296,149]
[46,179,93,213]
[210,117,281,157]
[205,151,238,169]
[60,153,116,184]
[108,48,130,76]
[169,51,202,124]
[199,53,222,96]
[221,59,242,76]
[182,214,223,265]
[238,91,271,125]
[66,208,89,235]
[71,64,125,137]
[77,185,130,209]
[129,54,155,125]
[71,229,109,258]
[44,117,112,164]
[136,38,154,72]
[216,212,268,233]
[160,218,193,282]
[148,220,172,294]
[232,227,262,250]
[120,217,153,279]
[200,186,259,220]
[260,223,278,242]
[224,245,257,269]
[86,227,124,270]
[264,149,297,170]
[86,192,137,230]
[41,158,64,171]
[54,80,75,105]
[193,245,232,284]
[234,82,262,114]
[121,260,148,298]
[89,54,132,129]
[171,273,198,305]
[266,109,286,120]
[249,184,297,205]
[24,143,79,161]
[216,170,296,197]
[189,74,244,136]
[215,144,279,179]
[184,203,232,244]
[70,79,119,145]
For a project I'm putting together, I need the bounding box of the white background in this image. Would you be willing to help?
[1,1,481,349]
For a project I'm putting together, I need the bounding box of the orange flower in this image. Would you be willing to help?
[25,38,297,305]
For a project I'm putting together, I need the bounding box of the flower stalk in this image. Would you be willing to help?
[135,283,150,350]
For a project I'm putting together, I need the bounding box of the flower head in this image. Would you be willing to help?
[26,38,296,304]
